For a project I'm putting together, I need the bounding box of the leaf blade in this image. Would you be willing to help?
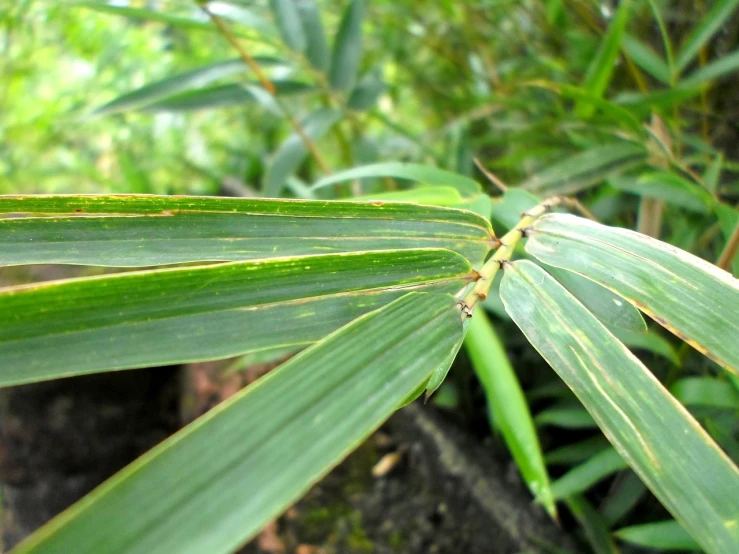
[15,292,465,554]
[526,213,739,373]
[500,260,739,553]
[328,0,365,90]
[0,196,495,268]
[0,249,471,386]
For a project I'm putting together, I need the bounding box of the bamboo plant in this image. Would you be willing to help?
[1,173,738,553]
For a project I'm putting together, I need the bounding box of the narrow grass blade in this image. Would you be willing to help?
[0,249,472,386]
[14,292,465,554]
[566,496,619,554]
[328,0,365,90]
[535,407,597,429]
[526,213,739,373]
[675,0,739,73]
[614,520,701,550]
[0,196,495,268]
[609,172,714,213]
[465,310,555,517]
[682,50,739,87]
[621,34,670,84]
[577,0,631,116]
[500,260,739,553]
[545,436,611,466]
[550,448,628,500]
[263,107,341,196]
[601,471,648,525]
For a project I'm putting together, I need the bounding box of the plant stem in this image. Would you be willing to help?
[460,197,567,317]
[200,4,331,175]
[717,221,739,271]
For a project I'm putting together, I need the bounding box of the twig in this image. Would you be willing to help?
[473,158,507,192]
[200,3,330,174]
[717,221,739,271]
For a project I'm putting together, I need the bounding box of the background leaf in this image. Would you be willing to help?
[328,0,365,91]
[269,0,307,53]
[674,0,739,73]
[614,520,701,550]
[263,107,342,196]
[296,0,330,71]
[465,310,555,517]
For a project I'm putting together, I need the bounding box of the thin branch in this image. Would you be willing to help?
[473,158,507,192]
[717,221,739,271]
[200,3,331,174]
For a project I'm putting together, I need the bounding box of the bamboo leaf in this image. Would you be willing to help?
[601,471,648,525]
[535,407,597,429]
[519,143,647,195]
[500,260,739,553]
[551,448,628,500]
[545,436,611,466]
[0,196,495,268]
[526,213,739,373]
[269,0,307,52]
[92,58,281,115]
[142,81,311,112]
[465,310,555,517]
[0,249,472,386]
[263,107,342,197]
[614,520,701,550]
[311,162,483,200]
[328,0,365,91]
[675,0,739,73]
[347,69,386,111]
[14,292,465,554]
[542,263,647,333]
[296,0,330,71]
[609,172,714,213]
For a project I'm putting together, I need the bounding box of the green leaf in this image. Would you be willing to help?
[610,328,680,365]
[14,292,464,554]
[141,81,311,112]
[353,186,465,206]
[615,520,701,550]
[311,162,483,200]
[670,377,739,409]
[551,448,628,500]
[682,49,739,87]
[566,496,619,554]
[0,249,472,386]
[526,214,739,374]
[92,58,279,115]
[542,264,647,333]
[545,436,611,466]
[519,143,647,195]
[465,310,555,517]
[621,33,671,85]
[675,0,739,73]
[535,407,597,429]
[601,471,648,525]
[0,196,495,268]
[269,0,307,52]
[609,172,714,213]
[296,0,329,71]
[490,188,540,231]
[704,152,724,194]
[576,0,632,117]
[347,69,386,111]
[329,0,365,91]
[263,107,342,196]
[500,260,739,553]
[613,86,703,114]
